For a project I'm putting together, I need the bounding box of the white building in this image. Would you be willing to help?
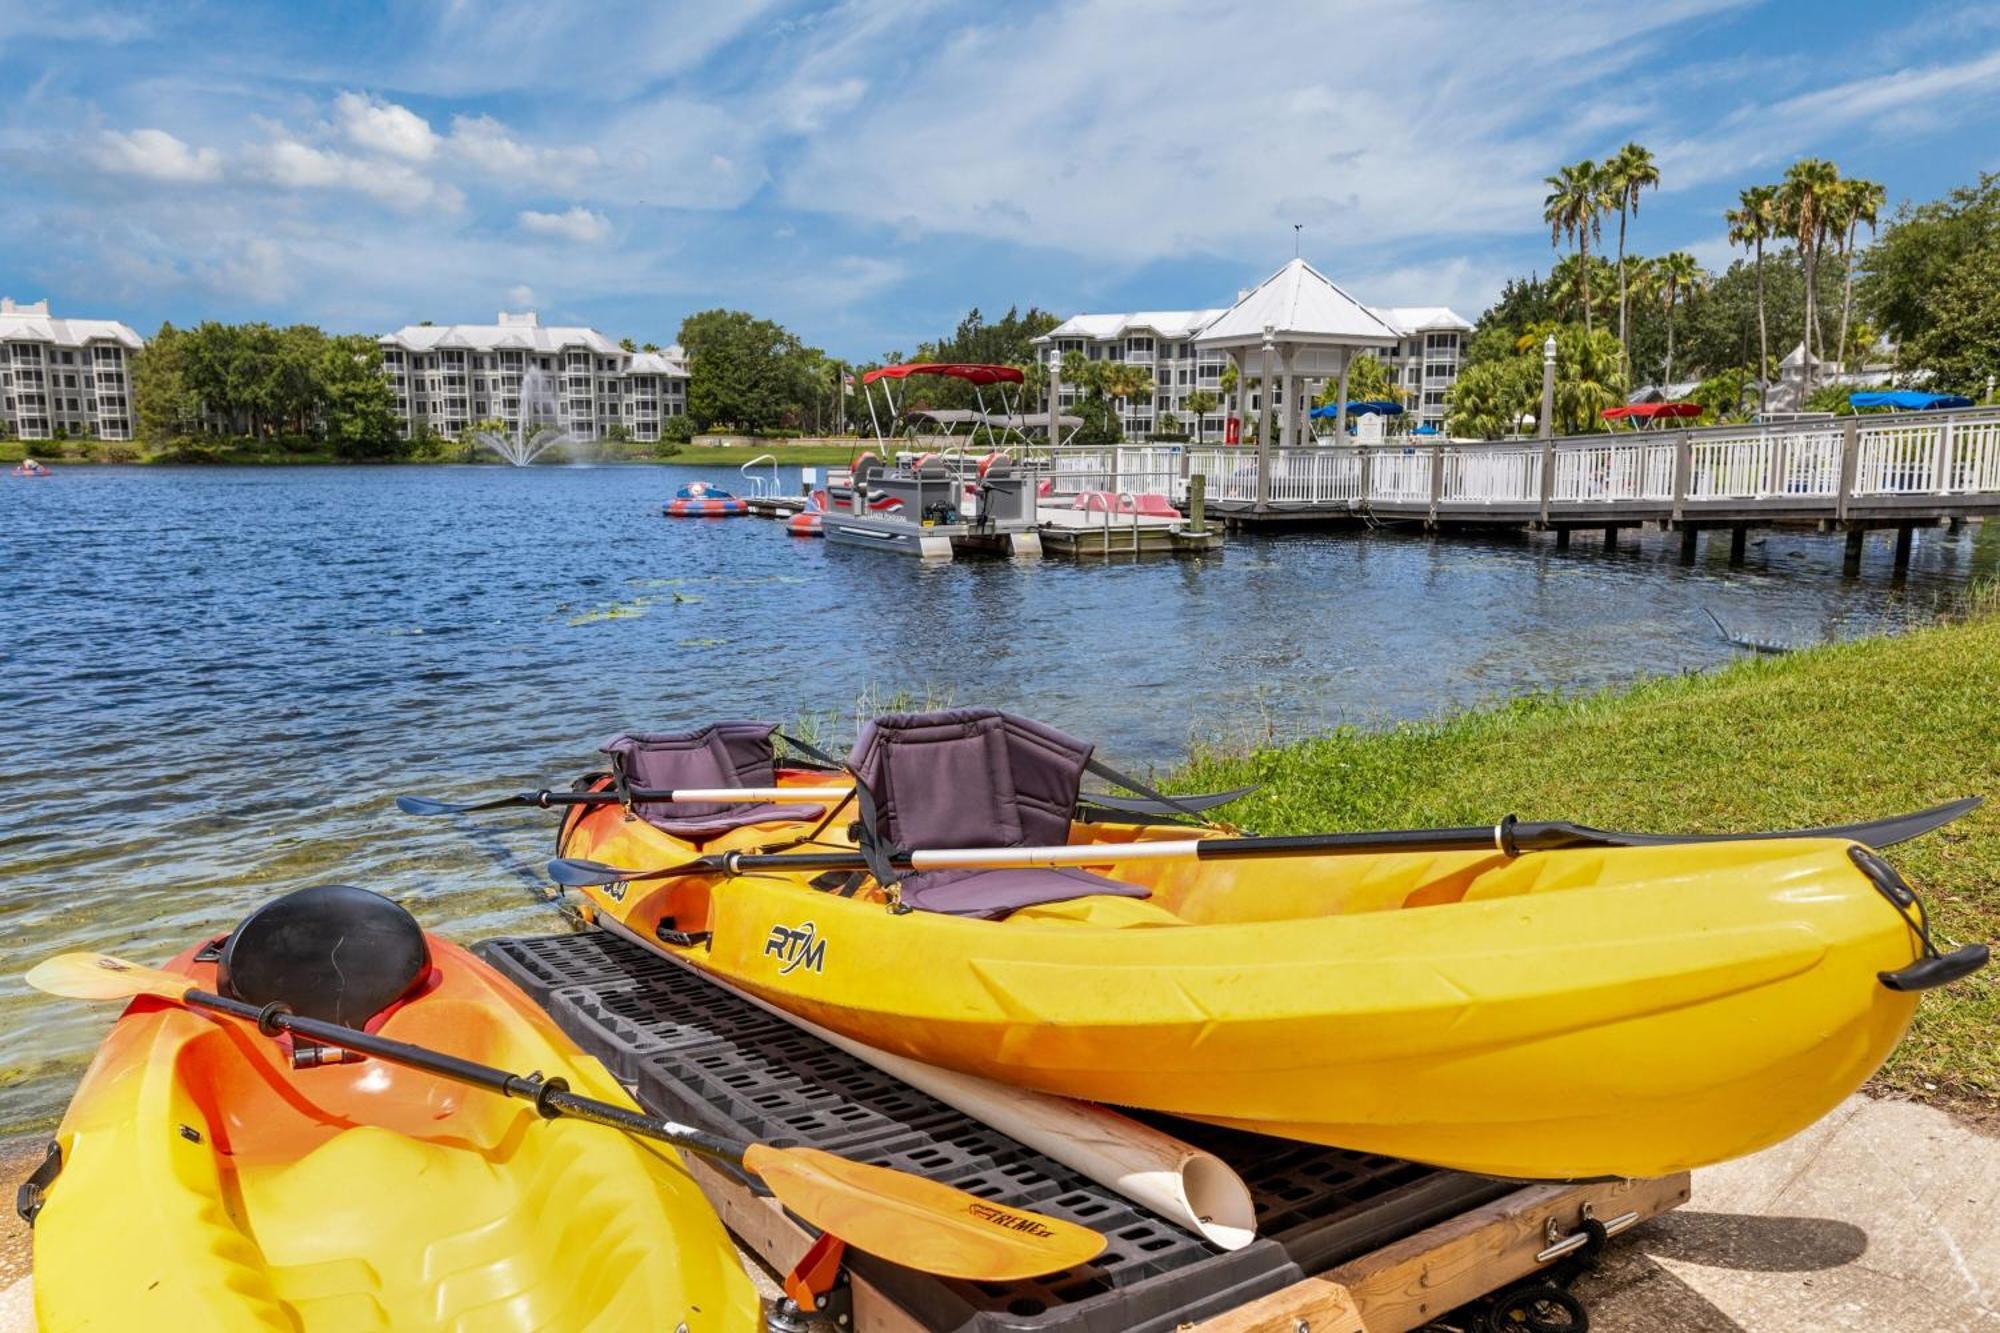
[377,312,688,443]
[1036,287,1472,437]
[0,298,145,441]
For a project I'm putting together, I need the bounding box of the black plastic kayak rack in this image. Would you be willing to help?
[476,931,1514,1333]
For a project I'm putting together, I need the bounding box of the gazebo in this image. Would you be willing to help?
[1194,259,1401,509]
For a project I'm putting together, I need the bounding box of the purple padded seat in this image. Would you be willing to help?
[602,723,825,842]
[846,709,1149,919]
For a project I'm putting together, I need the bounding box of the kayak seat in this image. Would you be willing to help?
[217,884,431,1028]
[603,723,825,843]
[847,708,1150,919]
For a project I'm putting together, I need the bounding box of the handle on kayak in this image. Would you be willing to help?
[14,1141,62,1228]
[1880,944,1989,992]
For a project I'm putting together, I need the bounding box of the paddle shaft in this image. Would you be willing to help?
[171,986,748,1166]
[533,786,844,810]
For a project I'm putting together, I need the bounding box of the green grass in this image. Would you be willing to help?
[680,441,869,466]
[1174,594,2000,1118]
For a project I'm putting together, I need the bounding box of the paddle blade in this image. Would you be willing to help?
[547,857,622,887]
[1595,797,1984,851]
[742,1143,1104,1280]
[28,953,189,1003]
[396,794,470,816]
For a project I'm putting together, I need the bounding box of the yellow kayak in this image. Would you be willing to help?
[28,887,760,1332]
[551,713,1977,1182]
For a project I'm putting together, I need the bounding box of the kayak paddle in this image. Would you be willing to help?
[548,797,1983,889]
[28,951,1105,1282]
[398,786,851,817]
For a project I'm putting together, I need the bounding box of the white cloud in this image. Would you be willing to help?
[448,113,593,182]
[252,136,462,212]
[767,1,1752,264]
[89,128,222,183]
[519,206,610,243]
[334,91,439,162]
[506,283,536,307]
[203,236,295,303]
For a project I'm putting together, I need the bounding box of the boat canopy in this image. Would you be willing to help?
[1309,400,1403,418]
[1849,390,1974,411]
[861,362,1026,386]
[1603,402,1702,422]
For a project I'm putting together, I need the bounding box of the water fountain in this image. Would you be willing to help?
[474,366,578,465]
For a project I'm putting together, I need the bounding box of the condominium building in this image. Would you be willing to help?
[1036,294,1472,437]
[0,298,144,441]
[377,312,688,443]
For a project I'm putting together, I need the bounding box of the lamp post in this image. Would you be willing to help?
[1257,324,1276,512]
[1538,333,1558,441]
[1047,348,1063,447]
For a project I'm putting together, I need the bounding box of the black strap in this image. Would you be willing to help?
[1083,757,1233,826]
[776,730,845,771]
[847,767,906,892]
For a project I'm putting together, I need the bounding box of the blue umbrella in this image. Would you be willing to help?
[1309,400,1404,418]
[1849,390,1973,411]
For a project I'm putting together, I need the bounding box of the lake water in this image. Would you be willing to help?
[1,462,1993,1131]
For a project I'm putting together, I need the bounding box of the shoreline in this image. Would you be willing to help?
[3,439,867,468]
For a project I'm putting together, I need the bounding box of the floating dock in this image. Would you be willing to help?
[476,930,1687,1331]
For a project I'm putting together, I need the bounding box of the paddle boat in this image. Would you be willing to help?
[405,712,1986,1182]
[664,481,749,517]
[787,489,829,537]
[11,457,52,478]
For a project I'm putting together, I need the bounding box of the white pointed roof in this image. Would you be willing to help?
[0,298,144,349]
[1195,260,1399,349]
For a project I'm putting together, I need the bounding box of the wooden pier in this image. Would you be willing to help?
[1043,406,2000,573]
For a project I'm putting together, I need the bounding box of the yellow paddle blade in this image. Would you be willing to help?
[742,1143,1104,1280]
[26,953,190,1003]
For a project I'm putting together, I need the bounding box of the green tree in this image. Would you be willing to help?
[1100,363,1154,438]
[319,335,400,460]
[1860,171,2000,349]
[1445,357,1537,440]
[1654,252,1707,386]
[1604,142,1660,368]
[1544,159,1609,333]
[1314,354,1401,408]
[1725,184,1780,409]
[1778,158,1842,393]
[619,337,637,353]
[1830,177,1885,376]
[677,309,820,432]
[1899,252,2000,396]
[133,321,200,445]
[1184,388,1218,443]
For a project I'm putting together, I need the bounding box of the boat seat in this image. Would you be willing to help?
[602,724,826,842]
[846,708,1150,920]
[217,885,431,1028]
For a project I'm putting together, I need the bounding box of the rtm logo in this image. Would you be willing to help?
[763,921,827,976]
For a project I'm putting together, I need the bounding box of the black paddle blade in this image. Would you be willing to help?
[1592,797,1982,851]
[395,792,539,817]
[546,857,627,887]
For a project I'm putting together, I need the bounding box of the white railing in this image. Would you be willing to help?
[1447,446,1540,504]
[1033,407,2000,515]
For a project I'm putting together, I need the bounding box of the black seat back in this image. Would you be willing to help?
[217,885,430,1028]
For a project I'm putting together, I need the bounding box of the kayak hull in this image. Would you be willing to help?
[563,796,1928,1181]
[34,935,759,1332]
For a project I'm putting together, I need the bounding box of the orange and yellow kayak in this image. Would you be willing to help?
[29,928,759,1331]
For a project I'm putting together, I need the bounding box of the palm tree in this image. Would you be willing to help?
[1655,251,1706,386]
[1725,184,1779,409]
[1831,177,1885,376]
[1778,158,1841,395]
[1184,388,1218,445]
[1543,159,1608,333]
[1101,363,1154,440]
[1604,143,1660,370]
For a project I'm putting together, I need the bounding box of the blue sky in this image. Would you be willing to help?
[3,1,1998,360]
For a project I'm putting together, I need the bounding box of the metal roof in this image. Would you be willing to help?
[379,311,626,357]
[1195,260,1400,348]
[0,299,144,350]
[1369,305,1474,336]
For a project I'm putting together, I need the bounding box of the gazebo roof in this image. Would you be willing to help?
[1194,259,1400,350]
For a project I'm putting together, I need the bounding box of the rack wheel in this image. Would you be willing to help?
[1486,1281,1587,1332]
